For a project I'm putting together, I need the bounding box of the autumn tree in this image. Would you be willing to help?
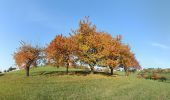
[72,18,112,74]
[46,17,141,75]
[45,35,77,73]
[118,43,141,76]
[98,35,140,75]
[98,35,123,75]
[13,42,42,76]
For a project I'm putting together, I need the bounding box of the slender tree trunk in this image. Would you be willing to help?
[57,66,59,68]
[110,67,113,75]
[25,61,33,77]
[66,62,69,74]
[25,66,30,77]
[124,67,129,76]
[66,65,69,74]
[90,66,94,74]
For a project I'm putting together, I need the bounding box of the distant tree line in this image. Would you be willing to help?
[3,66,16,73]
[13,17,141,77]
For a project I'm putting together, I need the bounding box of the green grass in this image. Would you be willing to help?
[1,66,170,100]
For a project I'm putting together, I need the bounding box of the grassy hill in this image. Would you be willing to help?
[0,66,170,100]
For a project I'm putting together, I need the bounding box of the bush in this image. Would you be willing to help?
[145,75,152,79]
[159,76,167,82]
[137,73,150,79]
[151,73,160,80]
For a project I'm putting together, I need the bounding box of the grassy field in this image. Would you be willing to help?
[0,66,170,100]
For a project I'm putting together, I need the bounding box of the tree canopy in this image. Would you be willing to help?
[45,35,77,73]
[14,17,141,76]
[14,42,42,76]
[45,17,141,75]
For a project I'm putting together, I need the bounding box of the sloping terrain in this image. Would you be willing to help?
[0,66,170,100]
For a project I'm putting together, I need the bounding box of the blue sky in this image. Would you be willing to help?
[0,0,170,71]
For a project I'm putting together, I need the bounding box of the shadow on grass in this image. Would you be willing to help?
[165,81,170,83]
[0,73,4,76]
[31,70,112,76]
[162,79,170,83]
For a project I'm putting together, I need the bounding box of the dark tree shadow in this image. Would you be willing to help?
[165,81,170,83]
[31,70,112,76]
[0,73,4,76]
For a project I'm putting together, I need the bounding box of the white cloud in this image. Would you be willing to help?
[151,43,170,49]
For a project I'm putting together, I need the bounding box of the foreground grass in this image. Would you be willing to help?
[0,67,170,100]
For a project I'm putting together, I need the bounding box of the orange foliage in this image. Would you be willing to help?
[46,17,141,75]
[72,18,113,73]
[13,42,41,76]
[13,17,141,76]
[45,35,77,73]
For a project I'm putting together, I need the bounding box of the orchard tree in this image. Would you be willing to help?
[118,44,141,76]
[98,35,140,75]
[13,42,42,76]
[45,17,141,75]
[98,35,122,75]
[72,17,112,74]
[45,35,64,67]
[45,35,77,73]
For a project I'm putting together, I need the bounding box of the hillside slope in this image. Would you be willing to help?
[0,66,170,100]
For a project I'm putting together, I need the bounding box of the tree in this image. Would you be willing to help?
[45,17,141,76]
[118,43,141,76]
[98,35,140,75]
[45,35,77,73]
[72,17,112,74]
[98,35,122,75]
[13,42,42,76]
[4,70,7,73]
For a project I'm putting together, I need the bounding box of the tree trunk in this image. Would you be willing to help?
[90,66,94,74]
[66,62,69,74]
[124,67,129,76]
[110,67,113,75]
[25,66,30,77]
[66,65,69,74]
[57,65,59,68]
[25,61,33,77]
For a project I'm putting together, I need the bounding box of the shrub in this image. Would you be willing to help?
[159,76,167,82]
[145,75,152,80]
[151,73,160,80]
